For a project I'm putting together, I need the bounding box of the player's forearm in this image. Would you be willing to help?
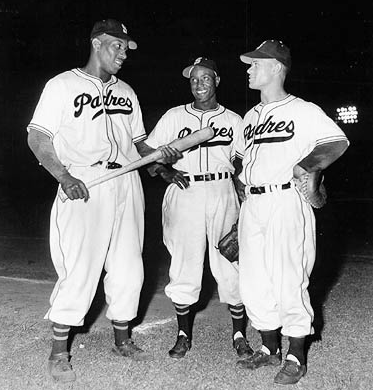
[233,157,243,178]
[27,129,69,182]
[135,140,157,158]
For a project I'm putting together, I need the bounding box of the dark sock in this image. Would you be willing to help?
[174,303,190,338]
[51,323,70,355]
[112,320,129,346]
[287,336,305,365]
[228,303,246,338]
[260,329,280,355]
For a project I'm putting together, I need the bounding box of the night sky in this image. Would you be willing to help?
[1,1,373,136]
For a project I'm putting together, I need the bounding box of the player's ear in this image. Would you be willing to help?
[273,61,283,75]
[91,38,102,52]
[215,76,221,87]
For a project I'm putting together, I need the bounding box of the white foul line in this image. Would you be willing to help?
[133,318,174,334]
[0,275,54,284]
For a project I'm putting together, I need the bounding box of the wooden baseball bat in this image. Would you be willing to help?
[59,126,214,202]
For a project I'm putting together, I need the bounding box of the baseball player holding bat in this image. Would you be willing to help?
[27,19,183,383]
[234,40,349,385]
[145,57,253,359]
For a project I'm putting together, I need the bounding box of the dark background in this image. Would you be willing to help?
[0,0,372,241]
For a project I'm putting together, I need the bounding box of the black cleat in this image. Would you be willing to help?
[168,335,191,359]
[274,360,307,385]
[236,350,281,369]
[233,337,254,358]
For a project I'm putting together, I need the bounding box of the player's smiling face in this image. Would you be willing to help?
[96,35,129,78]
[246,59,278,90]
[189,66,220,110]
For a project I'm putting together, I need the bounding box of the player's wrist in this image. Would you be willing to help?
[55,170,72,183]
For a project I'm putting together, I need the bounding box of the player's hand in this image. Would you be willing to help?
[233,175,246,203]
[156,145,183,165]
[59,172,90,202]
[158,167,189,190]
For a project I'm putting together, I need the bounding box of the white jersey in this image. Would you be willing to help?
[235,94,348,186]
[27,68,147,326]
[146,102,243,306]
[27,68,147,167]
[146,103,242,174]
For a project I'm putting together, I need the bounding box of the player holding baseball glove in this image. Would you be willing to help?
[234,39,349,385]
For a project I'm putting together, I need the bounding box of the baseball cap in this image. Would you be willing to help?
[90,19,137,50]
[240,40,291,69]
[182,57,219,78]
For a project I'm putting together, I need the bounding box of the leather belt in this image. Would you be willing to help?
[249,182,291,194]
[92,161,123,169]
[185,172,231,182]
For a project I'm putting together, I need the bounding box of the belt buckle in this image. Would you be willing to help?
[204,173,213,181]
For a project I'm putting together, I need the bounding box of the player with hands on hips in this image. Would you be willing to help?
[146,57,253,360]
[234,40,349,385]
[27,19,181,383]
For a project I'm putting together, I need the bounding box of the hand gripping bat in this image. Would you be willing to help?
[59,126,215,202]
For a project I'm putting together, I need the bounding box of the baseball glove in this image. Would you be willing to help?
[293,165,327,209]
[217,222,239,263]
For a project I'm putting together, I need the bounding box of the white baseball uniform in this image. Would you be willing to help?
[27,68,146,326]
[235,94,349,337]
[146,103,243,305]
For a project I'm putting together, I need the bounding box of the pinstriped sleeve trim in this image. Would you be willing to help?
[27,123,54,139]
[133,133,148,144]
[235,151,245,160]
[315,135,350,147]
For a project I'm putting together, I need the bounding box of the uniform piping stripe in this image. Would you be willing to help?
[48,200,69,319]
[296,189,315,324]
[133,134,147,143]
[184,104,204,170]
[27,124,54,139]
[315,136,348,146]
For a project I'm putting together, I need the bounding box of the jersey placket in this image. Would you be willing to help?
[102,82,119,163]
[244,105,264,186]
[200,110,217,173]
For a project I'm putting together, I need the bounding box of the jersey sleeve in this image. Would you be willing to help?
[234,111,250,160]
[129,92,147,144]
[296,103,349,160]
[27,77,67,139]
[231,114,244,161]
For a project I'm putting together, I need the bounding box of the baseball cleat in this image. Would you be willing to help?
[233,337,254,358]
[236,350,281,369]
[168,335,191,358]
[274,360,307,385]
[112,339,153,361]
[48,352,76,383]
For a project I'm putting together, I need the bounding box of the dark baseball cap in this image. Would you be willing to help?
[90,19,137,50]
[182,57,219,78]
[240,40,291,69]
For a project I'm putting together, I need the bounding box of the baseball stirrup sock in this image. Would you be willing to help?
[260,329,280,355]
[174,303,190,337]
[228,304,246,338]
[287,336,305,365]
[51,323,70,355]
[112,320,129,346]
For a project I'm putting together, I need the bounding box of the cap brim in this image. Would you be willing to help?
[182,65,193,78]
[93,32,138,49]
[240,50,274,64]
